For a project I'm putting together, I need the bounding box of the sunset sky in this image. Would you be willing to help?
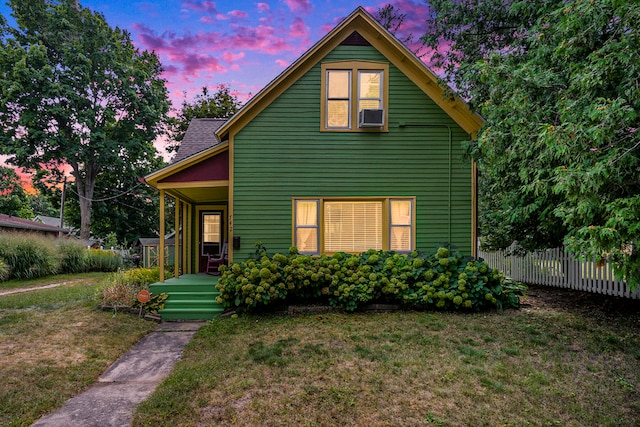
[1,0,430,104]
[0,0,431,185]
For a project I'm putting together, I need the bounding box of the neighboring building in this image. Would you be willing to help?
[138,231,180,268]
[0,214,68,238]
[144,7,483,280]
[33,215,76,236]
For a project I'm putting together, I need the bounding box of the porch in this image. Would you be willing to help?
[150,274,225,320]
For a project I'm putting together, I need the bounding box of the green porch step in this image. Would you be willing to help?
[150,275,225,321]
[159,307,225,321]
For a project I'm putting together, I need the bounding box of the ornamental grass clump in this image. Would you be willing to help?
[97,267,160,307]
[216,245,524,313]
[57,239,91,274]
[0,232,60,280]
[87,248,122,272]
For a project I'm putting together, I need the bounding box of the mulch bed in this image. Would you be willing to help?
[521,283,640,321]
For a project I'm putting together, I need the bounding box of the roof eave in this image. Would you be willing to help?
[144,142,229,188]
[216,6,483,141]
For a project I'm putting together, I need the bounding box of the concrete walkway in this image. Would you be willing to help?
[0,281,81,296]
[32,321,205,427]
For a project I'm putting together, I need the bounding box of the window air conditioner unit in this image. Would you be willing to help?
[359,108,384,127]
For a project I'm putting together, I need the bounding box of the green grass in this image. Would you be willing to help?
[0,273,157,427]
[0,272,106,291]
[134,305,640,426]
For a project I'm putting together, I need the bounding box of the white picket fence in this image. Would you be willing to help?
[478,246,640,300]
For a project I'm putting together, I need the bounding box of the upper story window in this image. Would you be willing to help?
[321,61,389,132]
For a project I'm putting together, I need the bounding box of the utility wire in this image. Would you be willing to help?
[66,181,145,202]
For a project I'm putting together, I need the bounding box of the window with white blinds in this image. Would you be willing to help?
[324,201,382,253]
[293,198,414,254]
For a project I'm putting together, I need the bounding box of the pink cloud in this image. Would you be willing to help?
[275,59,289,67]
[228,10,248,19]
[289,17,309,39]
[133,19,300,84]
[169,52,226,77]
[222,51,245,63]
[257,3,270,13]
[284,0,312,14]
[200,16,213,23]
[182,1,218,13]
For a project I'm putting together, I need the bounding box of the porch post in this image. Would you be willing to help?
[159,189,165,282]
[174,196,180,278]
[182,201,188,274]
[186,203,192,274]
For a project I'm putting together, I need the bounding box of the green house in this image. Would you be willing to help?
[144,7,483,284]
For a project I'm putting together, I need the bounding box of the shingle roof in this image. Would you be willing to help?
[172,118,227,163]
[0,214,67,233]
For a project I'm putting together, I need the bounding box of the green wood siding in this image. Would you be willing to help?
[232,45,472,259]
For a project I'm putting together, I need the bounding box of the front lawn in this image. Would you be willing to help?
[0,274,157,427]
[134,287,640,426]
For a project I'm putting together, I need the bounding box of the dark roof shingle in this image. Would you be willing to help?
[172,118,227,163]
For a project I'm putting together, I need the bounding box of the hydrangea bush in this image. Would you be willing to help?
[216,246,524,312]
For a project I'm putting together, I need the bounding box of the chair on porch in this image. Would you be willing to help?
[206,241,228,275]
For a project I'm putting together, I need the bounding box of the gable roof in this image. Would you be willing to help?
[171,118,227,163]
[217,6,483,141]
[0,214,67,233]
[144,117,229,193]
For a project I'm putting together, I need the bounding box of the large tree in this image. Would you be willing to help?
[167,85,241,153]
[423,0,640,286]
[0,0,170,240]
[0,165,30,217]
[64,152,166,246]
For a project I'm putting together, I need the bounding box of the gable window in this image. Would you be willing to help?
[321,61,389,132]
[293,198,414,254]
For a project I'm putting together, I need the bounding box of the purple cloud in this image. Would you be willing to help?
[284,0,312,14]
[181,1,218,13]
[228,10,248,19]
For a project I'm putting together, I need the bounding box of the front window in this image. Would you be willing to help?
[293,198,414,254]
[321,61,389,131]
[325,201,382,253]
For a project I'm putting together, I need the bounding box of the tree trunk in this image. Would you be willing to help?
[73,164,97,242]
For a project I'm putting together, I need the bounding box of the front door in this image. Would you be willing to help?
[199,211,223,272]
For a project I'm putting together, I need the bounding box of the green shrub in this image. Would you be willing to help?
[0,233,60,280]
[57,239,91,274]
[216,246,525,313]
[87,248,123,272]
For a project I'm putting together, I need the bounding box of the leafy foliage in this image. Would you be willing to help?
[423,0,640,287]
[216,246,524,312]
[167,85,241,153]
[0,0,170,240]
[0,166,31,217]
[63,152,165,246]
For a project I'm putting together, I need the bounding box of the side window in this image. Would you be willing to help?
[390,199,413,252]
[294,199,319,254]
